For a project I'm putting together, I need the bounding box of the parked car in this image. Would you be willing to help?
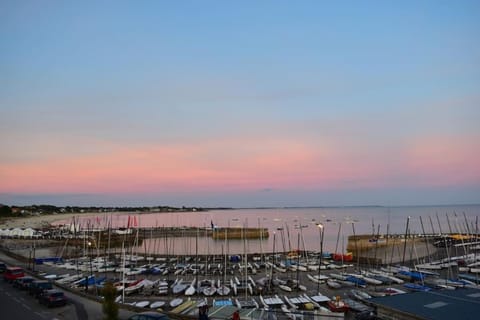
[38,289,67,308]
[0,261,7,273]
[29,280,53,298]
[3,267,25,283]
[13,276,35,290]
[128,311,170,320]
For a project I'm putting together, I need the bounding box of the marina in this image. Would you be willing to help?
[1,206,480,319]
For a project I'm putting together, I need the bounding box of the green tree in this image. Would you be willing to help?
[0,205,12,216]
[101,281,119,320]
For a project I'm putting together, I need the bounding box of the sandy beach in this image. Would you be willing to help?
[0,212,91,229]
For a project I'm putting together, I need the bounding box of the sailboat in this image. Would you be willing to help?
[202,280,217,296]
[217,240,231,296]
[326,279,342,289]
[184,278,196,296]
[172,278,187,294]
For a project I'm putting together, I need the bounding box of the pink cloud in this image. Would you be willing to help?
[405,135,480,186]
[2,133,478,195]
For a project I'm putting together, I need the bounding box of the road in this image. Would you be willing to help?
[0,250,136,320]
[0,277,76,320]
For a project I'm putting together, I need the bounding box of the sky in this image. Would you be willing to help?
[1,1,479,207]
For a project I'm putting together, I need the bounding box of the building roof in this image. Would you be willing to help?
[371,288,480,320]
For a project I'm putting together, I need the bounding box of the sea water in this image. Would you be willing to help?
[53,204,480,255]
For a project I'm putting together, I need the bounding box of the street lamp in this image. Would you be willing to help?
[317,223,324,294]
[85,241,92,293]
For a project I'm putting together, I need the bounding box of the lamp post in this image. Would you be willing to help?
[317,223,324,294]
[85,241,92,293]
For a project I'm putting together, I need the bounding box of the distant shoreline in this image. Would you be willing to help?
[0,212,94,229]
[1,203,479,231]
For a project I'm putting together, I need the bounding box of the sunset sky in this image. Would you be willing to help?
[1,1,479,207]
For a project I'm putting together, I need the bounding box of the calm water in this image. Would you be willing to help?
[53,205,480,255]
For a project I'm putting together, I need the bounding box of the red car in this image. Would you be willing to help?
[3,267,25,283]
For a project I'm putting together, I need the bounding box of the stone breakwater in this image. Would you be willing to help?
[347,234,443,265]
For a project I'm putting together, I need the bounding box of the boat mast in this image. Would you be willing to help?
[195,227,198,298]
[419,216,431,264]
[244,220,248,301]
[296,233,300,290]
[401,216,410,266]
[351,222,359,271]
[334,222,342,257]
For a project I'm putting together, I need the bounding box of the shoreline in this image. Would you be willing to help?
[0,212,107,229]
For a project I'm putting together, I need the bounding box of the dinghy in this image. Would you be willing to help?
[150,301,166,309]
[169,297,183,308]
[135,301,150,308]
[327,279,342,289]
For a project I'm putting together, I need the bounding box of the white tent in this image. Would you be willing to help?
[20,227,35,237]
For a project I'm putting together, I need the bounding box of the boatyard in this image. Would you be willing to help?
[1,222,479,320]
